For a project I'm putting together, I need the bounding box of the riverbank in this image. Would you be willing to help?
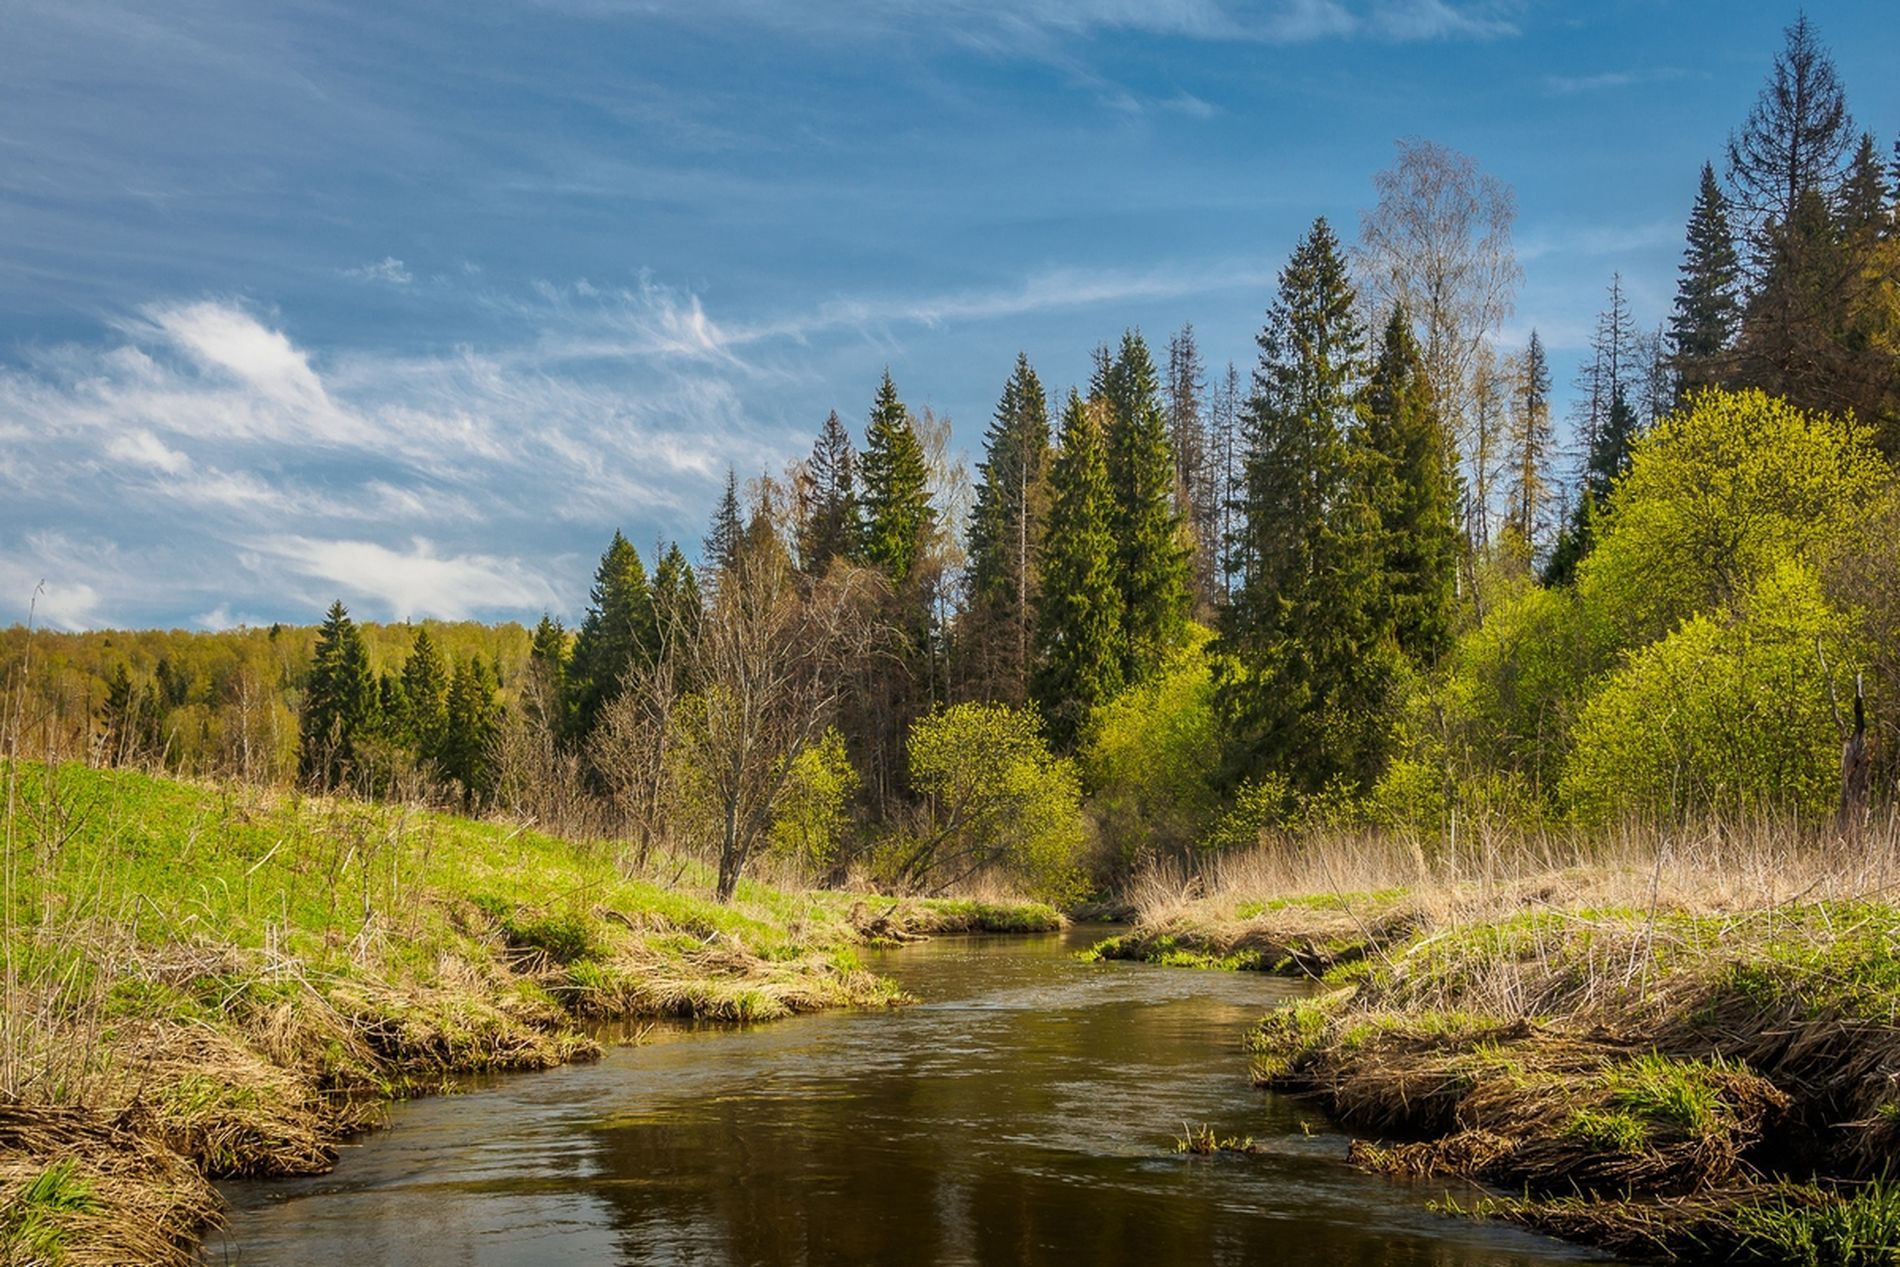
[1096,824,1900,1264]
[0,762,1058,1265]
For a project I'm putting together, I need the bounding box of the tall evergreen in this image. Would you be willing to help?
[1211,361,1243,599]
[1364,306,1458,666]
[525,614,570,736]
[400,625,450,764]
[1033,392,1123,750]
[1668,163,1744,397]
[1166,324,1218,610]
[800,411,860,574]
[300,600,376,787]
[650,542,701,656]
[1840,132,1890,235]
[1584,383,1640,506]
[440,655,501,806]
[965,353,1052,705]
[858,371,935,585]
[566,531,657,743]
[1725,13,1854,255]
[704,468,742,578]
[1504,329,1554,550]
[1218,216,1393,793]
[1101,330,1192,683]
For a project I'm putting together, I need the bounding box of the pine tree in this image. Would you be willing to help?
[1166,324,1218,610]
[400,626,450,764]
[1364,306,1458,666]
[1726,13,1854,255]
[800,411,860,574]
[858,371,936,585]
[525,614,570,736]
[1841,131,1889,236]
[1668,162,1743,398]
[1218,217,1394,792]
[1503,329,1554,550]
[965,353,1052,705]
[1033,391,1123,750]
[441,655,502,806]
[300,600,376,787]
[1102,330,1191,683]
[704,468,742,578]
[566,531,657,743]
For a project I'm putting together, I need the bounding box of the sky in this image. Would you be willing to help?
[3,0,1897,631]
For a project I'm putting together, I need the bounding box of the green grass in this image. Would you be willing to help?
[0,1160,100,1263]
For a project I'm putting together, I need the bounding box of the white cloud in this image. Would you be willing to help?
[104,428,190,474]
[261,536,562,621]
[344,256,414,285]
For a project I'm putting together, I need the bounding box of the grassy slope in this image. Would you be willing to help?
[0,762,1058,1265]
[1101,854,1900,1265]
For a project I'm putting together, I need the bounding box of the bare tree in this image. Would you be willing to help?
[678,545,885,902]
[1357,137,1522,535]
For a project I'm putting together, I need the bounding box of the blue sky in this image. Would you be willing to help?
[3,0,1897,630]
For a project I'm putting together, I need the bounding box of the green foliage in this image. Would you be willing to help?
[1669,161,1744,397]
[567,531,657,743]
[1562,561,1860,823]
[858,371,936,585]
[1217,215,1399,795]
[1033,392,1124,748]
[1102,330,1193,683]
[964,353,1052,704]
[891,702,1088,903]
[769,728,859,870]
[1,1159,101,1261]
[299,600,377,788]
[800,410,861,576]
[1080,626,1221,864]
[1579,388,1888,648]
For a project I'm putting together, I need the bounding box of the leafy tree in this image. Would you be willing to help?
[883,702,1087,904]
[400,626,450,762]
[299,600,376,787]
[567,531,657,744]
[1364,305,1459,665]
[964,353,1052,705]
[1562,561,1859,823]
[1218,216,1396,793]
[1102,330,1192,682]
[1032,392,1124,749]
[1669,162,1744,397]
[768,728,859,875]
[800,411,861,575]
[858,370,936,585]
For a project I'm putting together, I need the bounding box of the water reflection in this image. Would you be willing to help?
[215,928,1613,1266]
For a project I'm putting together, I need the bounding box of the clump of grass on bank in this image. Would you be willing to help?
[1141,817,1900,1262]
[0,761,1049,1265]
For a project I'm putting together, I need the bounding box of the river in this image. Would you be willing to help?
[213,925,1613,1265]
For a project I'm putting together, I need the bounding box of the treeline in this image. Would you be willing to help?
[6,14,1898,902]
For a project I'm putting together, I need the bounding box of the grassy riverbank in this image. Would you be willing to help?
[1098,825,1900,1265]
[0,761,1058,1265]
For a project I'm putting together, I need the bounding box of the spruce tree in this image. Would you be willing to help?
[1166,324,1218,609]
[1669,163,1744,398]
[300,600,375,787]
[1841,131,1890,235]
[1364,306,1458,666]
[1218,217,1393,793]
[400,626,450,764]
[566,531,657,743]
[1102,330,1191,683]
[800,411,860,574]
[1726,13,1854,254]
[858,370,935,585]
[1504,329,1554,550]
[441,655,501,806]
[525,614,570,736]
[1033,392,1123,749]
[704,468,742,577]
[650,542,701,655]
[1584,383,1640,507]
[965,354,1052,705]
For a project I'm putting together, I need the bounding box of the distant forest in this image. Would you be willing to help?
[6,15,1898,901]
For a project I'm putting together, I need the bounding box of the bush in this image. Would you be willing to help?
[1561,561,1862,823]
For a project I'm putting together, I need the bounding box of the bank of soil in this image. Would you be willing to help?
[0,763,1058,1266]
[1098,885,1900,1264]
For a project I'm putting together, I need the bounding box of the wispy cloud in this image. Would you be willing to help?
[259,536,562,621]
[1542,66,1687,96]
[344,256,414,285]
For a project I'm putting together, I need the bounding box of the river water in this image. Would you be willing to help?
[213,925,1612,1265]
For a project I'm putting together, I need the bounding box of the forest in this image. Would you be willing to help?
[6,16,1899,913]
